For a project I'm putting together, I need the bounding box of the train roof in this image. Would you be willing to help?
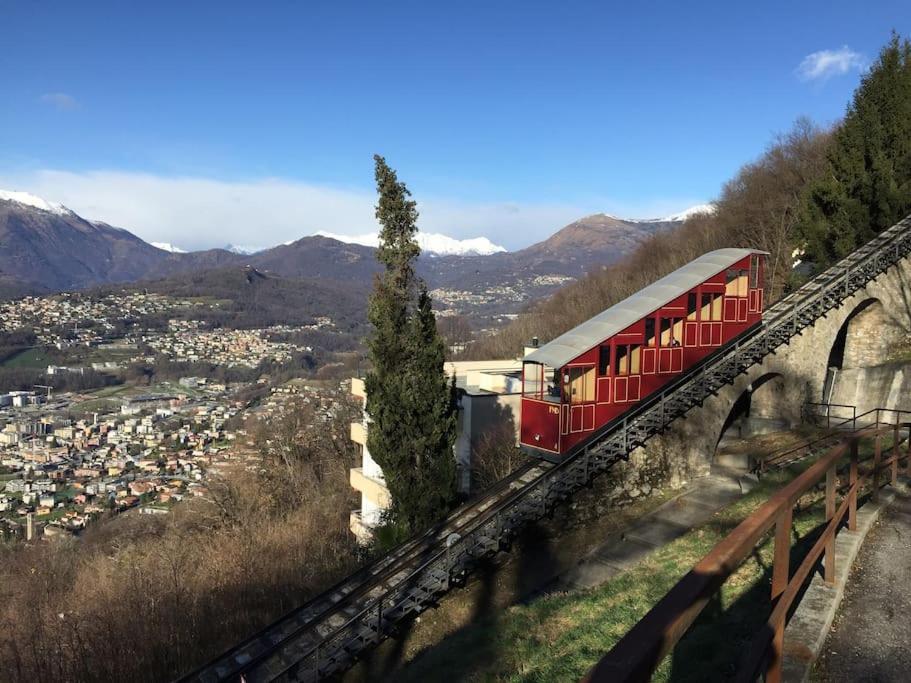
[524,248,768,369]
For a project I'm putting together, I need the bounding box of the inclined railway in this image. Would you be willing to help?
[183,215,911,682]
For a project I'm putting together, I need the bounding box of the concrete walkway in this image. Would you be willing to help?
[552,468,749,591]
[813,490,911,682]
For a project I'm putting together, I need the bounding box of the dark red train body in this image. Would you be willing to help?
[520,248,767,459]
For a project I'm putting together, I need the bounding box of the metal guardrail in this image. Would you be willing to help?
[584,422,911,683]
[189,215,911,682]
[759,404,911,472]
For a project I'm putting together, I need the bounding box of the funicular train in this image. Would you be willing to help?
[520,248,768,459]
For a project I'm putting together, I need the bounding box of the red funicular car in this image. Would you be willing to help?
[520,248,767,459]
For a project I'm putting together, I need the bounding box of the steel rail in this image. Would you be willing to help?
[180,458,547,682]
[192,214,911,682]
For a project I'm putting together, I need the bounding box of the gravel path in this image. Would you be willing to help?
[814,491,911,682]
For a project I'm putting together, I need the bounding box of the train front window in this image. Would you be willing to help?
[522,362,544,399]
[750,255,760,288]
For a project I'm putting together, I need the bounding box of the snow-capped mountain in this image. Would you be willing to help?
[225,244,263,255]
[622,203,716,224]
[0,189,72,216]
[315,230,507,256]
[658,203,716,222]
[151,242,187,253]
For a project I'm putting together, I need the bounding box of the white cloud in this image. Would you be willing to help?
[0,168,704,251]
[39,93,80,110]
[797,46,865,82]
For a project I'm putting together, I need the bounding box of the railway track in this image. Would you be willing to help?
[185,459,550,682]
[184,214,911,682]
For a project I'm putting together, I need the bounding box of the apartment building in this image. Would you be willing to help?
[348,360,523,543]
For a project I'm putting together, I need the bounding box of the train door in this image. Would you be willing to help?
[612,343,642,403]
[564,365,596,432]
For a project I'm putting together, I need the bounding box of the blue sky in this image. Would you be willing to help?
[0,1,907,250]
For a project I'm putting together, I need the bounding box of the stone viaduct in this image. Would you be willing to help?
[599,252,911,504]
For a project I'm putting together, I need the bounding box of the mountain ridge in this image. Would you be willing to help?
[0,191,703,309]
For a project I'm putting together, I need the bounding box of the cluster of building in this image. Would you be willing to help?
[0,291,191,346]
[0,391,46,409]
[144,320,310,368]
[431,275,576,319]
[0,388,244,540]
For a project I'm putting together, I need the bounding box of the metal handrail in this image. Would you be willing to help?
[585,422,911,683]
[760,406,911,472]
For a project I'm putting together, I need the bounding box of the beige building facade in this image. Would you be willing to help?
[348,360,522,542]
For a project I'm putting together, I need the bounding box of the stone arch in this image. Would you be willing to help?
[826,298,892,371]
[715,372,787,458]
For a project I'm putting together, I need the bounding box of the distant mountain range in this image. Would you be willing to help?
[0,189,711,323]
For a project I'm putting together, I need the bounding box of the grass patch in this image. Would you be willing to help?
[395,453,868,683]
[1,348,54,369]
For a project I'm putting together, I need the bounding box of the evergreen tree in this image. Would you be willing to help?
[401,285,458,528]
[364,155,458,534]
[797,34,911,269]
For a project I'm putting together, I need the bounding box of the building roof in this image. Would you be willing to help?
[524,248,767,369]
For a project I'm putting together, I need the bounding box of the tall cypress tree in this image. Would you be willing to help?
[797,34,911,269]
[402,285,459,528]
[365,155,458,534]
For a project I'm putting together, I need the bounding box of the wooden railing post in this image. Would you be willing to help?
[825,464,836,585]
[771,507,792,601]
[766,505,793,683]
[892,424,900,487]
[873,434,882,502]
[849,439,858,532]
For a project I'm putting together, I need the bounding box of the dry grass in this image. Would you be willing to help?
[0,398,362,683]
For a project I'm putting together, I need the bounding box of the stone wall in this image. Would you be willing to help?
[830,362,911,418]
[841,299,907,369]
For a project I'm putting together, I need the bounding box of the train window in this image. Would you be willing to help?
[568,366,595,403]
[614,344,641,375]
[750,256,759,288]
[701,293,712,320]
[615,345,627,375]
[701,292,722,321]
[725,269,738,296]
[523,362,543,398]
[660,317,671,345]
[726,269,749,297]
[671,317,683,344]
[598,345,611,376]
[687,293,697,321]
[645,318,656,347]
